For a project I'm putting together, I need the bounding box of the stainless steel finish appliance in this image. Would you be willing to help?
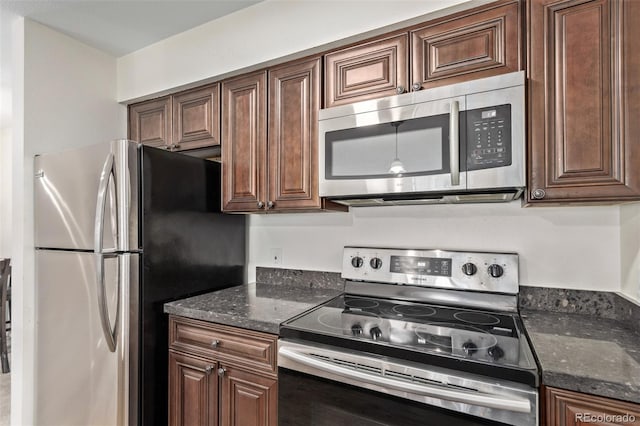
[34,140,246,426]
[278,246,538,426]
[319,72,525,206]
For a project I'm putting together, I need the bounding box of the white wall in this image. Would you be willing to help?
[117,0,483,102]
[621,203,640,302]
[248,202,622,291]
[0,127,12,258]
[11,18,125,425]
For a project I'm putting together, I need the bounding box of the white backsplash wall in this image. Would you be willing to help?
[248,202,621,292]
[621,203,640,302]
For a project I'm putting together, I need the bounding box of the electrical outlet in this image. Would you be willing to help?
[270,248,283,265]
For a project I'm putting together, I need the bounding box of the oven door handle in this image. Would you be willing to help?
[279,347,531,414]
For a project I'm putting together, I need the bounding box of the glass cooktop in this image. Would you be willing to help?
[280,294,539,386]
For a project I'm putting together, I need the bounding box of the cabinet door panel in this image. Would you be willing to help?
[268,57,321,211]
[325,34,408,107]
[222,71,268,212]
[129,96,172,148]
[169,351,217,426]
[220,366,277,426]
[528,0,640,203]
[173,84,220,150]
[544,386,640,426]
[411,1,521,90]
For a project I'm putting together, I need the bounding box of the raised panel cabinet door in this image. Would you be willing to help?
[411,0,521,90]
[324,33,408,107]
[222,71,268,212]
[527,0,640,203]
[173,84,221,151]
[545,387,640,426]
[268,57,322,211]
[168,351,218,426]
[129,96,172,148]
[220,366,277,426]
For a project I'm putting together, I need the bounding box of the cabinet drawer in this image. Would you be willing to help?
[169,316,277,376]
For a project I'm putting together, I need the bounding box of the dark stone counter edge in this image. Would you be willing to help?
[541,371,640,405]
[164,304,280,335]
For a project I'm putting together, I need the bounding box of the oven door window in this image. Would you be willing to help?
[279,369,509,426]
[325,114,451,180]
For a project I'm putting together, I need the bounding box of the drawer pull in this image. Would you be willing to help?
[211,339,220,348]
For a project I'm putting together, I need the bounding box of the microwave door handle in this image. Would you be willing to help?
[449,100,460,186]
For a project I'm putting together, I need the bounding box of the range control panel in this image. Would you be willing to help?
[342,247,519,295]
[466,104,512,171]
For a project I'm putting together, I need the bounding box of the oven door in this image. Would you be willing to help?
[319,95,467,198]
[278,340,538,426]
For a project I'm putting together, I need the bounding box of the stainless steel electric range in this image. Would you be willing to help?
[278,247,539,426]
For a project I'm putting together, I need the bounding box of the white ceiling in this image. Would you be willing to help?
[0,0,263,128]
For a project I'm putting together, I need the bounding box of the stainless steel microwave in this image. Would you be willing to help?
[318,71,525,206]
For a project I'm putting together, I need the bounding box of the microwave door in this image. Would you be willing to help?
[319,96,467,198]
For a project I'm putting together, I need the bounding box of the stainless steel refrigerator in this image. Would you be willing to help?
[34,139,246,426]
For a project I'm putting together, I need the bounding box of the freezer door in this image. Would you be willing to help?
[34,139,140,252]
[35,250,140,426]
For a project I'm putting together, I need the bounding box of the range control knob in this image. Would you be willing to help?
[351,324,363,336]
[351,256,364,268]
[462,340,478,356]
[370,257,383,269]
[488,264,504,278]
[461,263,477,276]
[488,345,505,361]
[370,326,383,341]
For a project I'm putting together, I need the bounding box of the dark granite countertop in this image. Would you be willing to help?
[522,309,640,404]
[164,282,342,335]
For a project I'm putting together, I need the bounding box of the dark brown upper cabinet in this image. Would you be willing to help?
[324,34,409,108]
[411,0,521,91]
[172,84,220,150]
[129,84,220,152]
[268,57,322,211]
[527,0,640,203]
[128,96,172,149]
[324,0,522,107]
[221,71,268,213]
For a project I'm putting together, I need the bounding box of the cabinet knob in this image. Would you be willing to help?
[412,82,422,92]
[396,86,405,94]
[205,365,215,375]
[267,201,274,209]
[217,367,227,377]
[257,201,265,209]
[531,188,546,200]
[211,339,220,348]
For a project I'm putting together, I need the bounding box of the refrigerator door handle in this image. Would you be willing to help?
[95,152,116,254]
[96,253,120,352]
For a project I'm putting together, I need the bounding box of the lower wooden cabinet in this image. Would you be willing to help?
[168,316,278,426]
[544,386,640,426]
[220,365,277,426]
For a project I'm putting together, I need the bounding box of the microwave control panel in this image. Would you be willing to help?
[466,104,512,171]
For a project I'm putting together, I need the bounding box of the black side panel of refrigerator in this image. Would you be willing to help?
[139,146,246,426]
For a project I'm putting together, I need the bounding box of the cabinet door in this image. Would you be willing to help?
[411,0,521,91]
[324,33,408,107]
[173,84,220,151]
[129,96,172,149]
[220,366,277,426]
[169,351,218,426]
[268,57,322,211]
[222,71,268,212]
[528,0,640,203]
[545,386,640,426]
